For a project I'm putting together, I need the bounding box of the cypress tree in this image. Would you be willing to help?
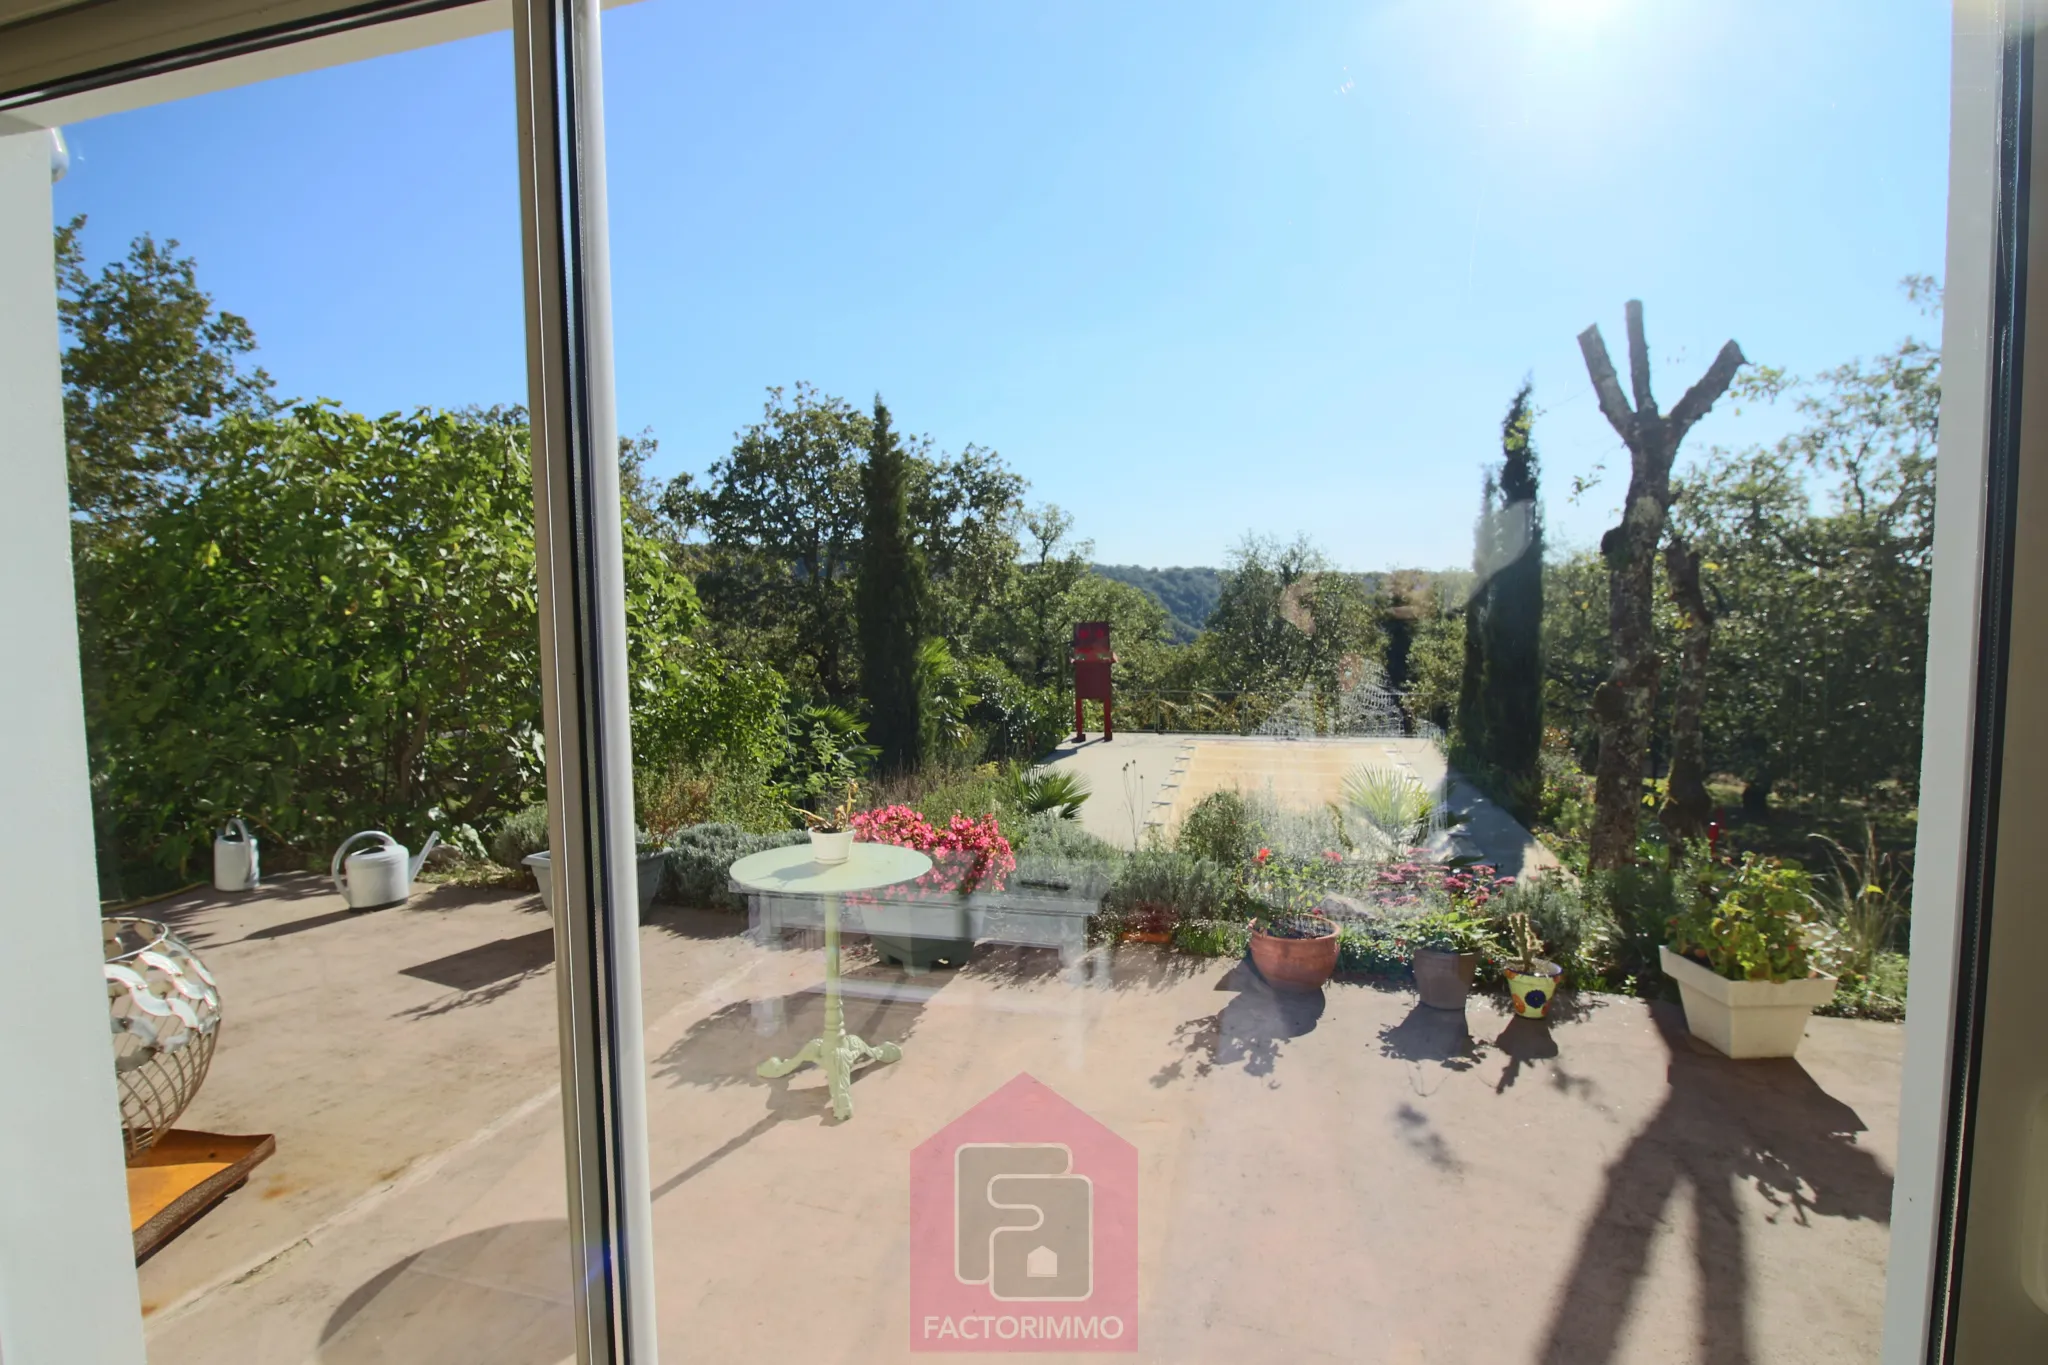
[856,396,927,773]
[1455,383,1544,823]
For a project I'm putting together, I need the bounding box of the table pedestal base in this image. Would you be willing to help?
[756,889,901,1120]
[758,1030,900,1122]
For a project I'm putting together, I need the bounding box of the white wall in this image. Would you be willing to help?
[0,128,148,1365]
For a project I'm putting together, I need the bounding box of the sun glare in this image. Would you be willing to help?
[1532,0,1624,24]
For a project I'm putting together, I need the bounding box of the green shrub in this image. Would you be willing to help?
[1013,811,1120,860]
[78,404,716,877]
[1403,908,1498,956]
[1333,919,1405,976]
[1817,951,1909,1021]
[490,803,551,871]
[965,659,1067,761]
[866,762,1021,837]
[1102,850,1238,936]
[665,823,808,910]
[1174,918,1249,958]
[1583,862,1680,995]
[1668,852,1818,983]
[1175,790,1256,867]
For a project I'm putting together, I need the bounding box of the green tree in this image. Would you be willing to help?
[856,396,928,772]
[1454,383,1545,821]
[1672,318,1936,810]
[1575,303,1745,868]
[77,404,740,879]
[56,215,277,522]
[687,383,867,699]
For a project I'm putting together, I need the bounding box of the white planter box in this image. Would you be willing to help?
[1660,946,1836,1059]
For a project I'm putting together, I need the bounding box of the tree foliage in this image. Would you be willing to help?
[856,397,928,773]
[1454,383,1545,821]
[56,216,278,523]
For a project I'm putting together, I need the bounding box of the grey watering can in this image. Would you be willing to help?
[331,829,440,910]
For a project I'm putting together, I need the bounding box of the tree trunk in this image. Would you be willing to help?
[1660,536,1713,843]
[1577,302,1744,869]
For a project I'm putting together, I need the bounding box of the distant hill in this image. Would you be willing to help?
[1092,564,1224,643]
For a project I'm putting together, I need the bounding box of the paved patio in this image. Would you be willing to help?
[136,874,1897,1364]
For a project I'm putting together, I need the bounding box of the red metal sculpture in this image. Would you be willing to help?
[1071,620,1116,742]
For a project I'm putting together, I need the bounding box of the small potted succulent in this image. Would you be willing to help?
[792,778,861,865]
[1245,847,1340,991]
[1406,908,1496,1010]
[1501,911,1564,1019]
[1661,852,1836,1059]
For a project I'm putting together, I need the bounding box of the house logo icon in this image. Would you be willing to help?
[910,1075,1138,1352]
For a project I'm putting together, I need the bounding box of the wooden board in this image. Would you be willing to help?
[127,1130,275,1263]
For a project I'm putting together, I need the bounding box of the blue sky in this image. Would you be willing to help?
[53,0,1951,570]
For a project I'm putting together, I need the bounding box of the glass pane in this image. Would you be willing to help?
[53,34,584,1364]
[605,2,1942,1360]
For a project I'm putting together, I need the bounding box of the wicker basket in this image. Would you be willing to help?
[104,917,221,1161]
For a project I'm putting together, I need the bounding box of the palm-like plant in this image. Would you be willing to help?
[1341,764,1464,849]
[1014,768,1092,819]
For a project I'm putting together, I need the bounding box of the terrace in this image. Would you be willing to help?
[134,834,1899,1364]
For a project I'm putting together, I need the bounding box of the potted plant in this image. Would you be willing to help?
[792,779,861,865]
[1245,848,1340,991]
[1501,911,1563,1019]
[634,765,714,912]
[1406,909,1496,1010]
[1661,852,1836,1059]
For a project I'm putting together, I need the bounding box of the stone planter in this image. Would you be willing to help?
[636,850,665,913]
[1413,948,1479,1010]
[524,849,663,915]
[1659,946,1837,1059]
[1504,959,1564,1019]
[524,851,555,912]
[1249,919,1340,991]
[865,898,975,972]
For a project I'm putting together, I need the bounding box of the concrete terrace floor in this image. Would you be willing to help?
[1040,734,1562,881]
[129,872,1901,1364]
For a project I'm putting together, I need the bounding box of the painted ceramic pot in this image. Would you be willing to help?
[1504,959,1564,1018]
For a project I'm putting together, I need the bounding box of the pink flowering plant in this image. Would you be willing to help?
[1368,853,1516,913]
[849,804,1016,898]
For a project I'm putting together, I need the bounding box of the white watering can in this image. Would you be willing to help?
[212,817,260,892]
[331,829,440,911]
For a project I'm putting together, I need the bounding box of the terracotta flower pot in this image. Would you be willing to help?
[1249,920,1340,991]
[1412,947,1479,1010]
[1120,902,1175,945]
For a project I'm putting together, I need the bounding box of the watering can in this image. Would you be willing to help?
[212,817,260,892]
[331,829,440,911]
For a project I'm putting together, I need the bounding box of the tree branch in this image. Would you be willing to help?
[1625,300,1656,418]
[1577,324,1636,442]
[1668,339,1748,440]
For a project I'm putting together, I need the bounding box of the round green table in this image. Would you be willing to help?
[728,841,932,1120]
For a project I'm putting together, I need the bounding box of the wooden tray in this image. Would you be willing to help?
[127,1130,275,1262]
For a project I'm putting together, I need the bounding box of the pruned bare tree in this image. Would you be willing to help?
[1577,302,1744,868]
[1660,535,1714,843]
